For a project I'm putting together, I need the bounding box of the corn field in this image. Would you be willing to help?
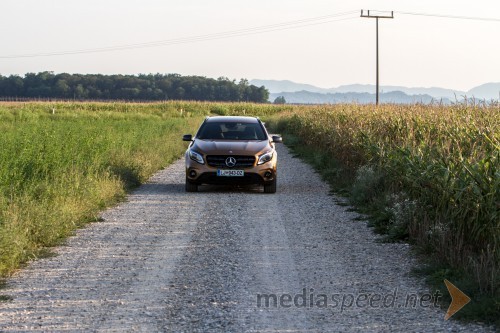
[270,103,499,296]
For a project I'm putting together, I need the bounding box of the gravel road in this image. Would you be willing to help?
[0,144,492,332]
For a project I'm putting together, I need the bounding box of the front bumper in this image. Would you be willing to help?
[185,152,277,185]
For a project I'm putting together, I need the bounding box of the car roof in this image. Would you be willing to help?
[205,116,259,123]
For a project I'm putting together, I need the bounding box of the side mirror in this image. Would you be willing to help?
[271,135,282,143]
[182,134,193,141]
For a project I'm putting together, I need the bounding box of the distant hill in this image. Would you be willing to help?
[467,82,500,100]
[269,90,444,105]
[333,84,464,100]
[252,79,500,103]
[250,79,328,94]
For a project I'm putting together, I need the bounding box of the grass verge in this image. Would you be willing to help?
[0,102,210,277]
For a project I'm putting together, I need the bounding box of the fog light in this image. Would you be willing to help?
[264,171,272,178]
[189,170,197,178]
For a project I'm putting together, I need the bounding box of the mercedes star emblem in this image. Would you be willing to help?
[225,157,237,168]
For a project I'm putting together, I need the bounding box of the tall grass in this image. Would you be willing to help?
[0,102,209,276]
[268,104,499,300]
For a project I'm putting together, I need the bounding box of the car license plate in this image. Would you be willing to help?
[217,169,244,177]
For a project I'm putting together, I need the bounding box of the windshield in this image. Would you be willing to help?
[197,122,267,140]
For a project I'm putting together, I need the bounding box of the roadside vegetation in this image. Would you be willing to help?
[0,101,206,277]
[265,103,499,323]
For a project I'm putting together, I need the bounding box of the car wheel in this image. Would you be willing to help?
[264,176,277,194]
[185,178,198,192]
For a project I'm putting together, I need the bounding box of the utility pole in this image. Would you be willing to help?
[361,10,394,105]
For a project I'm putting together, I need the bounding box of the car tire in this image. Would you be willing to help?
[185,179,198,192]
[264,176,277,194]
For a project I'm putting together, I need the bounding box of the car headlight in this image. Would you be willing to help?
[189,150,205,164]
[258,151,274,165]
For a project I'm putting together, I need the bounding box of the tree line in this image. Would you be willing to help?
[0,72,269,102]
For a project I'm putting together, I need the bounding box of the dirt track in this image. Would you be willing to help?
[0,145,490,332]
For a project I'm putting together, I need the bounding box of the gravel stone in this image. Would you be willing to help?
[0,145,493,332]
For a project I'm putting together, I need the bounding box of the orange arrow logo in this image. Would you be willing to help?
[444,279,471,320]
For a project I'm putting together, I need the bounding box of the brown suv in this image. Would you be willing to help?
[182,116,282,193]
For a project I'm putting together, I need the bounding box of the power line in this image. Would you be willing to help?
[397,11,500,22]
[0,11,358,59]
[3,9,497,60]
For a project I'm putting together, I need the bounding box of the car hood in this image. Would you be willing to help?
[192,139,271,155]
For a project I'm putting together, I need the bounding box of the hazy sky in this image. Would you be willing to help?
[1,0,499,91]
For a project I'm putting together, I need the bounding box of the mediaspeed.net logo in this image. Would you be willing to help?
[256,280,470,320]
[443,279,471,320]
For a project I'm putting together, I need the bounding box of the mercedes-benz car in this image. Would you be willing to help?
[182,116,282,193]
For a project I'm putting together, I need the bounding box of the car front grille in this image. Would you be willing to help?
[206,155,256,168]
